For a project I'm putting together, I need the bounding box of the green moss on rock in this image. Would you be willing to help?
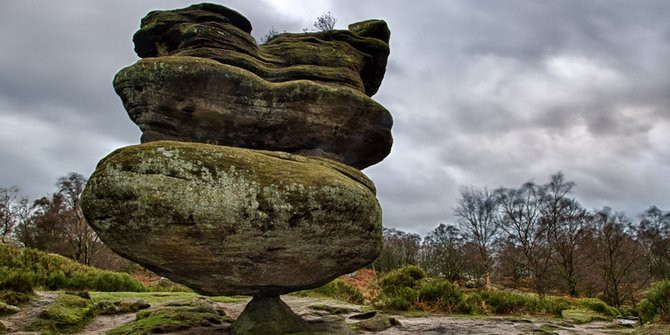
[27,294,96,334]
[130,3,389,96]
[81,141,382,296]
[108,298,228,335]
[113,56,392,170]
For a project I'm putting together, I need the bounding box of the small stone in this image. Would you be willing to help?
[97,299,150,315]
[354,315,402,332]
[349,310,378,320]
[0,302,20,316]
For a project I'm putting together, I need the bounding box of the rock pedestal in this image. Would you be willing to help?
[231,296,309,334]
[81,3,393,334]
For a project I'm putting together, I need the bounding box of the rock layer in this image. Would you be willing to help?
[132,3,389,96]
[115,3,393,169]
[81,141,382,296]
[114,56,393,170]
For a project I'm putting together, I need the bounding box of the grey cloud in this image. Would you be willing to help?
[2,1,670,234]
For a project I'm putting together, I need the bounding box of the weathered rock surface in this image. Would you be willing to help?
[114,3,393,169]
[114,56,393,170]
[81,141,382,296]
[231,296,309,335]
[132,3,389,96]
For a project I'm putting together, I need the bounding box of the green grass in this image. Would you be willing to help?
[107,299,231,335]
[19,292,245,335]
[637,280,670,324]
[0,244,144,293]
[0,301,20,316]
[295,279,365,304]
[0,290,33,306]
[90,291,246,305]
[575,297,619,317]
[629,323,670,335]
[26,293,96,334]
[369,266,619,324]
[471,290,572,316]
[561,309,610,324]
[374,266,425,311]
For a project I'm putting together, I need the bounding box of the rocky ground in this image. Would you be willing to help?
[2,292,662,335]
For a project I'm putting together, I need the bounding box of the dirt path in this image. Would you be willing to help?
[0,293,644,335]
[77,313,136,335]
[0,291,58,334]
[369,316,635,335]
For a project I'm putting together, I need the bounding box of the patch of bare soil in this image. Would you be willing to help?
[0,291,58,334]
[0,293,649,335]
[370,316,637,335]
[77,313,136,335]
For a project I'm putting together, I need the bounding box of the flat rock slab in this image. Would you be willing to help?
[114,56,393,169]
[81,141,382,296]
[132,3,390,96]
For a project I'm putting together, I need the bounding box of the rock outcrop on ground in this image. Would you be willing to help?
[82,3,393,334]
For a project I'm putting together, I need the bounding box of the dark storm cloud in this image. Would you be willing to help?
[0,0,298,197]
[328,0,670,232]
[2,1,670,234]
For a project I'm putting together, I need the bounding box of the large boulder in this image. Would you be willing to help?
[114,3,393,170]
[114,56,393,170]
[81,141,382,296]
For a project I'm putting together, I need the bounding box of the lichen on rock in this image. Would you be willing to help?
[84,3,395,333]
[114,2,393,169]
[81,141,382,296]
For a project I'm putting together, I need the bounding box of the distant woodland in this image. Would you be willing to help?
[372,173,669,309]
[2,172,669,310]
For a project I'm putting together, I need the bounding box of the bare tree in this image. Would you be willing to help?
[18,194,70,253]
[540,173,590,296]
[592,208,648,307]
[56,173,102,265]
[259,27,285,44]
[637,206,670,280]
[16,173,103,266]
[310,11,337,32]
[496,181,553,296]
[372,228,421,272]
[420,224,465,282]
[453,186,499,289]
[0,186,29,243]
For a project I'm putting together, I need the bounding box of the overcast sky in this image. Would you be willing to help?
[2,1,670,234]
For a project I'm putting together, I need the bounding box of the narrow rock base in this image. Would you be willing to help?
[232,296,310,335]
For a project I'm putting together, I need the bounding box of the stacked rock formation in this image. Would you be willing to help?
[81,3,392,334]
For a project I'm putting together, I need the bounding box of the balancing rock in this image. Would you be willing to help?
[81,141,382,296]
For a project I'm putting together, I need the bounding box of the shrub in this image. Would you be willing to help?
[576,298,619,317]
[145,278,192,293]
[311,279,365,304]
[418,278,466,313]
[463,293,485,314]
[0,268,34,293]
[47,271,67,290]
[374,266,425,311]
[0,243,145,292]
[0,290,32,306]
[379,265,425,293]
[638,280,670,324]
[380,286,418,311]
[474,291,569,316]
